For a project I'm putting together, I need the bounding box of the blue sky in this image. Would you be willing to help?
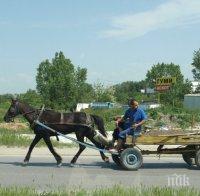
[0,0,200,94]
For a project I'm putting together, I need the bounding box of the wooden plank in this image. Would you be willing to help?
[133,134,200,145]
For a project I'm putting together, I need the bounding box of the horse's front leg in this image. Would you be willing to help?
[43,134,62,167]
[23,134,42,165]
[70,133,86,165]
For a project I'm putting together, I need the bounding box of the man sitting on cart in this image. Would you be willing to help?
[112,98,147,151]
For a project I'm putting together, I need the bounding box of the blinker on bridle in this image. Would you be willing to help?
[7,101,20,121]
[8,101,36,121]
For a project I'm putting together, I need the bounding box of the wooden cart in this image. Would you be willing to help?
[35,120,200,171]
[112,132,200,170]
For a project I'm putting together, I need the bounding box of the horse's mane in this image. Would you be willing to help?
[91,114,107,137]
[19,101,36,111]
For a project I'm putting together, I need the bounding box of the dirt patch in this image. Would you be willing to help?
[0,122,29,131]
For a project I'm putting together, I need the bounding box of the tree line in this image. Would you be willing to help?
[1,49,200,110]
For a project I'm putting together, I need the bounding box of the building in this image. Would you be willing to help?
[191,81,200,92]
[183,94,200,110]
[76,103,90,112]
[90,102,114,109]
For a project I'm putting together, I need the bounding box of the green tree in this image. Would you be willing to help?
[146,63,192,106]
[192,49,200,80]
[74,67,94,103]
[0,94,13,104]
[19,89,43,107]
[36,51,90,110]
[93,83,116,102]
[191,49,200,93]
[113,80,146,104]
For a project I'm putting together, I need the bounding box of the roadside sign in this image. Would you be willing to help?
[155,85,170,92]
[156,77,176,86]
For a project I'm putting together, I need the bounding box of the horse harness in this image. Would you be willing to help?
[13,103,95,140]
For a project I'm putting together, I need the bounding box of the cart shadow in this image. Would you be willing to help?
[141,162,199,170]
[111,163,200,171]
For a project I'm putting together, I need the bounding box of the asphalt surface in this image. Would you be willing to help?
[0,155,199,191]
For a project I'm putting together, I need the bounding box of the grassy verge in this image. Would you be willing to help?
[0,128,76,148]
[0,185,199,196]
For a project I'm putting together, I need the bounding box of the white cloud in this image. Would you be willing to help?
[102,0,200,39]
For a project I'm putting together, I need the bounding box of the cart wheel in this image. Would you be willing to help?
[182,145,196,166]
[182,153,195,166]
[112,154,121,166]
[195,150,200,167]
[120,148,143,170]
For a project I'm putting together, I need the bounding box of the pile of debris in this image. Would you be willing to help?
[144,114,200,135]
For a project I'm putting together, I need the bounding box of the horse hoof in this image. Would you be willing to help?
[57,162,62,168]
[70,163,80,168]
[22,161,29,166]
[104,157,110,163]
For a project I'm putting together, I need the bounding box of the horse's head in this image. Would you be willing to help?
[4,98,21,122]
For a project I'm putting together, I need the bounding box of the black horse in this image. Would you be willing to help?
[3,98,109,166]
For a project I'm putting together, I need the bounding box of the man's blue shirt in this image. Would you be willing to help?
[123,107,147,131]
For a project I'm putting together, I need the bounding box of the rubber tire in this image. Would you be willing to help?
[182,145,196,166]
[182,153,194,166]
[112,154,121,167]
[120,148,143,170]
[195,150,200,167]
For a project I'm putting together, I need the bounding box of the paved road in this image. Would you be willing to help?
[0,155,199,191]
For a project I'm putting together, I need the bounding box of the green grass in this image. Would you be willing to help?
[0,128,76,148]
[0,101,10,123]
[0,185,199,196]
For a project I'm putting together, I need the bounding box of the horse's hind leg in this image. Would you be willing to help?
[88,137,110,163]
[23,134,42,165]
[70,134,86,165]
[43,135,62,167]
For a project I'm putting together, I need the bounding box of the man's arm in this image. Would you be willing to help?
[133,109,147,128]
[133,119,146,128]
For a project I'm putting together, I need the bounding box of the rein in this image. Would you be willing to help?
[21,110,37,116]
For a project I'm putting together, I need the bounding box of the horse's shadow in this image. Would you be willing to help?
[0,161,199,170]
[0,161,118,169]
[0,161,56,168]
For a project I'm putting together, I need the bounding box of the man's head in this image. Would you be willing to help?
[128,98,138,109]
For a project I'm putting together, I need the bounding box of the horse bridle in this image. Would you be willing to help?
[8,101,38,122]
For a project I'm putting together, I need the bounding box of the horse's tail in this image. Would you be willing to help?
[91,114,107,137]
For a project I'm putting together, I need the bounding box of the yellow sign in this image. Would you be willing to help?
[156,77,176,86]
